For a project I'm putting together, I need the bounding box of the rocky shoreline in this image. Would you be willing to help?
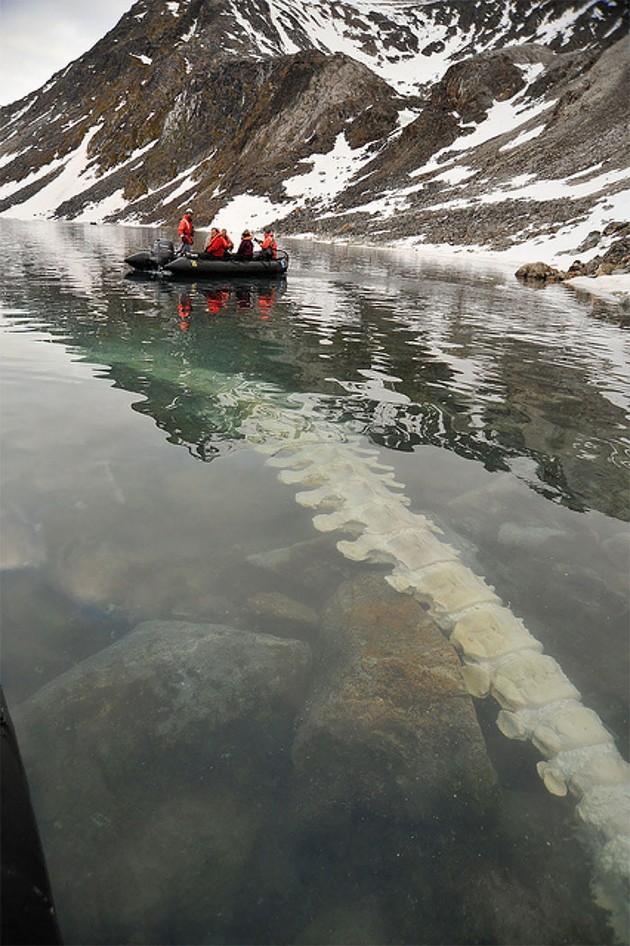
[514,227,630,284]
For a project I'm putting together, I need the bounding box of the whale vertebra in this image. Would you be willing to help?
[240,409,629,941]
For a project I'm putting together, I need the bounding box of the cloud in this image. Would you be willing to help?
[0,0,134,106]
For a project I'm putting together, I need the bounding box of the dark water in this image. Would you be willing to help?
[1,219,628,945]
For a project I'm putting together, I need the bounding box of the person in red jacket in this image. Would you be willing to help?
[202,227,229,259]
[177,209,194,254]
[260,228,277,260]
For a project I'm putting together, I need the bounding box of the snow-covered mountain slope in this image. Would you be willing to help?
[0,0,627,261]
[223,0,628,93]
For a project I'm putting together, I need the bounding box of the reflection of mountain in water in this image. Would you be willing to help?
[3,220,628,520]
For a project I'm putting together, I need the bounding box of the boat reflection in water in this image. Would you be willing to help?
[176,281,282,329]
[125,272,284,328]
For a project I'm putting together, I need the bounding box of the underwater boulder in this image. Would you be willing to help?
[244,535,356,597]
[245,591,320,640]
[291,575,498,825]
[13,621,311,945]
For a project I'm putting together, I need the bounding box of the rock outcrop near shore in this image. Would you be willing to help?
[516,231,630,283]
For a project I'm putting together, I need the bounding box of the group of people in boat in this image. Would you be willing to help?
[177,209,277,261]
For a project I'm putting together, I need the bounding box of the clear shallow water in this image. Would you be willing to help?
[1,219,628,945]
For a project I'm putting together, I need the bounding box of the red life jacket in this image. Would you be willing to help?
[178,215,194,244]
[261,233,277,259]
[205,233,228,257]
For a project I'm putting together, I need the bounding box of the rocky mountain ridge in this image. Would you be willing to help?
[0,0,628,259]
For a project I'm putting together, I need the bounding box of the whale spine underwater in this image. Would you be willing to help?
[236,390,630,941]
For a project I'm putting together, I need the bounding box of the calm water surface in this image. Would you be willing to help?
[1,219,628,945]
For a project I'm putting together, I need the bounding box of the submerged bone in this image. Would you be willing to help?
[406,561,501,615]
[238,408,630,930]
[378,528,458,562]
[298,481,411,515]
[278,456,405,493]
[337,533,399,563]
[311,497,417,535]
[385,567,438,595]
[490,653,580,711]
[495,702,558,741]
[451,604,542,662]
[537,744,629,800]
[278,467,328,487]
[530,704,615,757]
[313,509,362,533]
[337,522,452,565]
[461,663,493,698]
[358,506,412,536]
[576,786,630,847]
[537,762,570,796]
[353,503,422,535]
[294,484,345,509]
[267,443,356,469]
[495,699,610,749]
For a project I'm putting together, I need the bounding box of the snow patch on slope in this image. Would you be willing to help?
[0,126,103,217]
[284,134,373,205]
[0,130,161,221]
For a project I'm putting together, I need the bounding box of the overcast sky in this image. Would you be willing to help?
[0,0,135,106]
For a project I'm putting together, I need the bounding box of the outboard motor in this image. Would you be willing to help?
[151,239,175,267]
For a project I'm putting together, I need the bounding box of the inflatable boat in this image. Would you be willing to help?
[125,239,289,279]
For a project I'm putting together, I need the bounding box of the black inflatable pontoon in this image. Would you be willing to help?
[125,240,289,279]
[1,688,62,944]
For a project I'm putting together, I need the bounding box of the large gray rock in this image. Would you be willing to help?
[245,535,357,598]
[291,575,498,824]
[245,591,320,639]
[14,621,311,945]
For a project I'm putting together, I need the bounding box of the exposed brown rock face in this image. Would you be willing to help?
[442,50,527,122]
[307,38,629,250]
[197,51,401,213]
[515,261,567,281]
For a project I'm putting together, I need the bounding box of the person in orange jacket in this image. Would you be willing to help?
[260,228,277,260]
[177,209,194,254]
[221,228,234,255]
[202,227,230,259]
